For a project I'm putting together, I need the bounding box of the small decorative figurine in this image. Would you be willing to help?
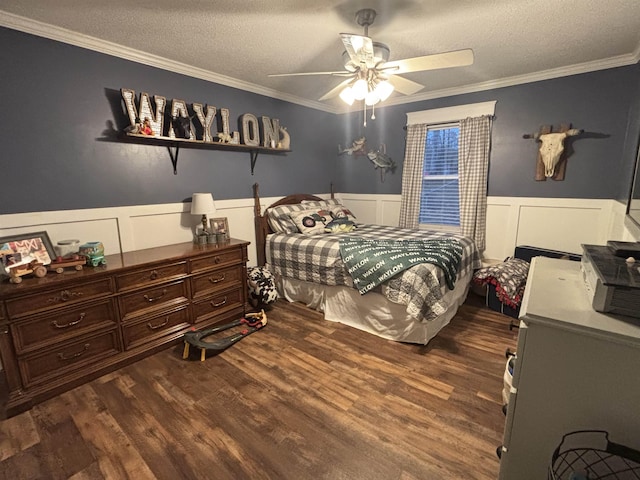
[139,117,154,136]
[338,137,367,156]
[216,132,233,143]
[279,126,290,149]
[78,242,107,267]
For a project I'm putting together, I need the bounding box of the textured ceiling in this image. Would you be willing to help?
[2,0,640,112]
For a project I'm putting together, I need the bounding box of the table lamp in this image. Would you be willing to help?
[190,193,216,233]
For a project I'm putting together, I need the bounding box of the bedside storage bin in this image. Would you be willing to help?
[484,246,582,319]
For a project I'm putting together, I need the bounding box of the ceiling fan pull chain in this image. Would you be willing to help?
[363,102,367,127]
[371,103,376,120]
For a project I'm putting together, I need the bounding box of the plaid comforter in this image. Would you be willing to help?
[266,224,480,322]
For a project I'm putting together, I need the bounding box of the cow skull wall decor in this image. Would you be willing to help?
[523,124,583,181]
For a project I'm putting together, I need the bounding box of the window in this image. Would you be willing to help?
[402,101,495,235]
[419,124,460,231]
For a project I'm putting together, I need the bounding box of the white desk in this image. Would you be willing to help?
[498,257,640,479]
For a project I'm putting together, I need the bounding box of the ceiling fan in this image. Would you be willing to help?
[269,8,474,107]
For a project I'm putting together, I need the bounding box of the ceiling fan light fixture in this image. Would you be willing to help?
[365,90,380,106]
[352,78,368,100]
[375,80,394,101]
[339,86,355,105]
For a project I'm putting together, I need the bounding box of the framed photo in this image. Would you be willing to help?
[210,217,229,238]
[0,231,56,271]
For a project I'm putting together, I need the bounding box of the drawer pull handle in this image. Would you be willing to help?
[48,289,83,303]
[150,270,159,280]
[210,296,227,308]
[208,274,226,284]
[214,256,221,264]
[52,312,86,329]
[58,343,90,361]
[143,289,167,303]
[147,317,169,330]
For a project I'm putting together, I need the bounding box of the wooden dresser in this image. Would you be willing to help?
[0,240,249,417]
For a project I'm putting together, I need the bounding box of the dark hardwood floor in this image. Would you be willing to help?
[0,293,517,480]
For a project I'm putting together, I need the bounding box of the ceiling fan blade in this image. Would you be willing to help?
[268,70,352,77]
[383,49,474,75]
[340,33,375,67]
[318,78,353,101]
[387,75,425,96]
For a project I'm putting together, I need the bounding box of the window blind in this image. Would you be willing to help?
[419,125,460,227]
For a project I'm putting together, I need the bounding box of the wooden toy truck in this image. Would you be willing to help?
[48,255,86,273]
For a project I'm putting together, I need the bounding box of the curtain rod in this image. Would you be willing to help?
[403,114,495,130]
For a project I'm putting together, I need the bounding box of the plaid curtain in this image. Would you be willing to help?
[399,124,428,229]
[458,115,492,253]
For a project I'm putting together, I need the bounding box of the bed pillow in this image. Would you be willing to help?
[324,218,357,233]
[289,208,332,235]
[266,203,313,233]
[330,205,357,221]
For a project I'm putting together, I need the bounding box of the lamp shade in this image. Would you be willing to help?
[190,193,215,215]
[339,86,355,105]
[352,79,368,100]
[376,80,394,101]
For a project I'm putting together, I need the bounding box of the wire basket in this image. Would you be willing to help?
[549,430,640,480]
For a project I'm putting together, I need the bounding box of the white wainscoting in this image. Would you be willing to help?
[0,194,630,270]
[0,199,265,266]
[341,193,630,262]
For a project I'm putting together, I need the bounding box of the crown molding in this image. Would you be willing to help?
[378,53,640,109]
[3,11,638,116]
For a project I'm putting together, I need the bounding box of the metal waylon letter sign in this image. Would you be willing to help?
[120,88,285,148]
[218,108,240,144]
[192,103,216,143]
[241,114,260,147]
[261,116,280,148]
[121,89,166,136]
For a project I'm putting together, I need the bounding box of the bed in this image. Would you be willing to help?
[252,184,481,344]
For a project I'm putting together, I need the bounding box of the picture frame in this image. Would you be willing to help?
[210,217,230,238]
[0,231,57,270]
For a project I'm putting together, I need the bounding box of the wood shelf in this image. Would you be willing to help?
[119,133,291,175]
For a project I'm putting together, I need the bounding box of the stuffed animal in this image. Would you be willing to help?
[247,266,278,308]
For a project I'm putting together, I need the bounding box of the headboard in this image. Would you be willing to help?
[252,183,332,266]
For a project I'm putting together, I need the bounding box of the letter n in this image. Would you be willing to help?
[261,116,280,148]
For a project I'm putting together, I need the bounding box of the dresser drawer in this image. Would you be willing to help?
[115,261,188,292]
[5,278,114,319]
[18,329,121,388]
[11,299,118,355]
[191,287,244,324]
[119,280,189,320]
[190,265,243,300]
[189,248,244,274]
[122,305,190,350]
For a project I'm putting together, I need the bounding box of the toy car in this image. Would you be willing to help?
[7,260,47,284]
[78,242,107,267]
[48,254,86,273]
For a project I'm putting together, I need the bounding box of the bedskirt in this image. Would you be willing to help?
[275,267,472,345]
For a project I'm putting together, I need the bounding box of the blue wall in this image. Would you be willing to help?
[0,27,339,214]
[2,25,639,216]
[335,64,640,200]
